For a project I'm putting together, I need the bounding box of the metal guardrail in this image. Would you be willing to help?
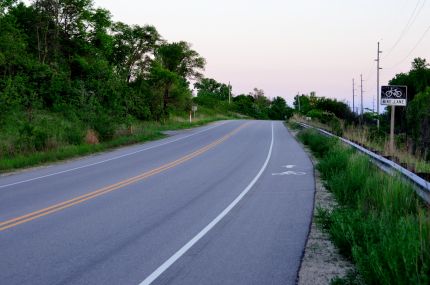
[296,122,430,204]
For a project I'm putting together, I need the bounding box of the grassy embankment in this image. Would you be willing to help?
[295,126,430,285]
[291,114,430,174]
[0,107,240,172]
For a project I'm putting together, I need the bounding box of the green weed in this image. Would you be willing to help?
[298,129,430,285]
[0,110,232,172]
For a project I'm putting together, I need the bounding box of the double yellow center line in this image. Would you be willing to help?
[0,123,249,232]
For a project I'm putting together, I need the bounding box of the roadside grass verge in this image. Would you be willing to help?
[292,115,430,173]
[286,120,303,131]
[0,115,231,173]
[297,128,430,285]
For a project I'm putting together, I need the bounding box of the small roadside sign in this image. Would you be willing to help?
[192,105,198,112]
[381,85,407,154]
[381,85,407,106]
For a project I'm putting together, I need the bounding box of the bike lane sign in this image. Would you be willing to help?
[381,85,407,106]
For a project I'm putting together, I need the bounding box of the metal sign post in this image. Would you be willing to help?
[381,85,407,154]
[390,105,395,153]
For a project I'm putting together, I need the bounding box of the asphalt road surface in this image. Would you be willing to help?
[0,120,315,285]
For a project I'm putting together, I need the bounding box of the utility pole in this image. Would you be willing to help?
[375,42,382,129]
[228,81,231,104]
[360,74,364,116]
[352,78,355,114]
[297,92,301,112]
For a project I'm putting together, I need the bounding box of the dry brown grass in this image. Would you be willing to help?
[291,115,430,173]
[85,129,99,145]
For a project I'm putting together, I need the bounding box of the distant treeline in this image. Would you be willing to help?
[293,92,354,135]
[0,0,292,156]
[194,81,293,120]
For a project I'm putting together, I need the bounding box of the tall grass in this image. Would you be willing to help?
[292,116,430,173]
[286,121,303,131]
[298,128,430,285]
[0,110,234,172]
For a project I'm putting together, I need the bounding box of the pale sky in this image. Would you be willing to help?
[94,0,430,110]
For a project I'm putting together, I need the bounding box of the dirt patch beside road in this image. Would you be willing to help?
[288,127,355,285]
[297,168,354,284]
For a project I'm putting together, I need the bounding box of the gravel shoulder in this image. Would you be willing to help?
[288,127,355,285]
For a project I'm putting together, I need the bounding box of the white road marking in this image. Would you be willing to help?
[138,122,274,285]
[0,121,228,189]
[272,171,306,176]
[272,164,306,175]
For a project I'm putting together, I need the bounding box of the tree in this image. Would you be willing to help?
[389,57,430,134]
[88,8,113,58]
[269,96,291,120]
[407,87,430,159]
[233,94,254,117]
[152,41,205,116]
[412,57,429,71]
[0,0,17,15]
[194,77,229,108]
[248,88,270,119]
[112,22,160,82]
[293,94,311,114]
[315,97,354,122]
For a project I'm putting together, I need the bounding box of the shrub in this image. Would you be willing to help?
[297,128,337,157]
[65,126,83,145]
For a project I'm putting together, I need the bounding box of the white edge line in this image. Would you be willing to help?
[0,121,228,189]
[138,122,274,285]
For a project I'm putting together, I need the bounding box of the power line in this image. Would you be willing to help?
[363,65,375,82]
[386,23,430,69]
[385,0,426,57]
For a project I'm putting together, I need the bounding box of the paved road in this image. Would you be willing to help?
[0,120,315,285]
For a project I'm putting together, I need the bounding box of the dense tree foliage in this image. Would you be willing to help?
[293,92,354,122]
[194,79,292,120]
[388,58,430,144]
[0,0,208,125]
[0,1,293,157]
[269,96,292,120]
[407,87,430,159]
[292,92,354,135]
[388,58,430,158]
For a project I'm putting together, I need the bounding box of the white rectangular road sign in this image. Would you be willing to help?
[381,98,407,105]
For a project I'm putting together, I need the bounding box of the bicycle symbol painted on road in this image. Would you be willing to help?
[272,165,306,176]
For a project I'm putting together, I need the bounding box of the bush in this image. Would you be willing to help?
[90,113,116,142]
[32,127,49,150]
[306,109,324,120]
[297,128,337,157]
[64,126,84,145]
[329,117,343,136]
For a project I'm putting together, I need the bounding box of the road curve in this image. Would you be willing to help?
[0,120,315,285]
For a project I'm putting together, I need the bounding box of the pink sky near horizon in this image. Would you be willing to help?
[94,0,430,111]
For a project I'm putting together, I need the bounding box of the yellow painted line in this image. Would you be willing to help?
[0,123,249,232]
